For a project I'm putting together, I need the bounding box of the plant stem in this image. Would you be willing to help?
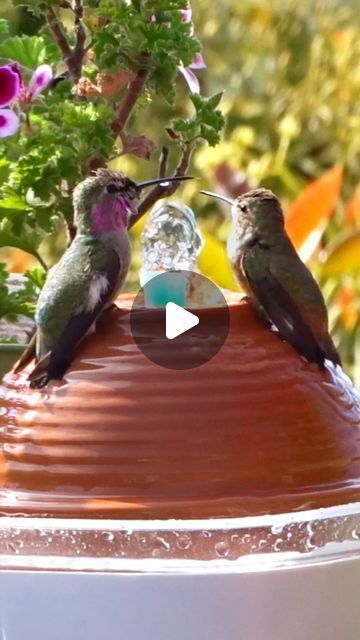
[128,142,193,229]
[34,252,49,272]
[46,7,74,72]
[73,0,86,63]
[159,146,169,178]
[46,4,85,81]
[111,55,151,135]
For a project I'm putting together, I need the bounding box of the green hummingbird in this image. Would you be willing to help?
[15,168,192,387]
[200,187,341,369]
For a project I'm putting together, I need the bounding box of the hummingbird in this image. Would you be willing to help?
[15,169,193,387]
[200,187,341,369]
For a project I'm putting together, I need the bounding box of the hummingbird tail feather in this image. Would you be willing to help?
[13,332,37,373]
[319,337,342,368]
[245,272,338,369]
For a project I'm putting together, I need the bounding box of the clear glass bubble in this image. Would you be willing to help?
[140,201,203,280]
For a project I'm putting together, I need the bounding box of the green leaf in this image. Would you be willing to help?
[0,187,28,213]
[205,92,223,110]
[25,265,46,290]
[0,223,44,256]
[0,20,9,39]
[0,35,47,69]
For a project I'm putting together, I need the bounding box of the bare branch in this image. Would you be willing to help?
[73,0,86,66]
[128,143,193,229]
[159,146,169,178]
[46,4,86,81]
[46,7,74,71]
[111,55,151,136]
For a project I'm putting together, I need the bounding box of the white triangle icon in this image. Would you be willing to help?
[166,302,199,340]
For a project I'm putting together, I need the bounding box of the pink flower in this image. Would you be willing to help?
[178,66,201,93]
[189,52,206,70]
[19,64,53,103]
[0,65,20,107]
[180,8,192,23]
[0,109,20,138]
[177,5,206,94]
[26,64,53,100]
[0,63,53,138]
[150,5,205,94]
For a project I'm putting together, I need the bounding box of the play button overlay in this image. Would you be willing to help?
[130,270,230,370]
[166,302,199,339]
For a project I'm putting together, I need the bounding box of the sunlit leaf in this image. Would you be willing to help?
[322,231,360,276]
[197,227,239,291]
[333,284,358,330]
[344,185,360,227]
[285,166,343,261]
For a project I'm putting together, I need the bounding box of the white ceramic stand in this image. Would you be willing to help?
[1,557,360,640]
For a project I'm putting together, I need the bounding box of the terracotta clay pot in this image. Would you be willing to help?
[0,291,360,519]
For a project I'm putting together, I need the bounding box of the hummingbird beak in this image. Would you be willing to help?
[199,190,234,206]
[137,176,194,190]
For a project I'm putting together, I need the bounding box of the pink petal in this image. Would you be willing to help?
[180,8,192,23]
[178,65,200,94]
[0,109,20,137]
[27,64,53,99]
[189,52,206,69]
[0,65,20,107]
[8,62,24,91]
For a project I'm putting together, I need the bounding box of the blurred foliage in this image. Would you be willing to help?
[192,0,360,385]
[1,0,360,383]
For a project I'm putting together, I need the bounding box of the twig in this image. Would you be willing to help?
[34,251,49,272]
[73,0,86,63]
[159,146,169,178]
[46,7,73,70]
[46,4,86,81]
[111,55,151,136]
[128,143,193,229]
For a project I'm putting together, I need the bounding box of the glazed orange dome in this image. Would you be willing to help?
[0,291,360,519]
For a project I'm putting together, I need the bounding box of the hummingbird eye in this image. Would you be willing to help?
[106,183,120,194]
[239,203,248,213]
[127,187,138,200]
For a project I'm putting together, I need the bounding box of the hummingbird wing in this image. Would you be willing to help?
[242,242,340,369]
[13,331,37,373]
[28,237,122,388]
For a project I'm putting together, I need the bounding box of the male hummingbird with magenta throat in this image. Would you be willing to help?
[15,169,192,387]
[201,187,340,369]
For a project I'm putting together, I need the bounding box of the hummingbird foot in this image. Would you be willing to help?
[29,373,54,389]
[28,350,71,388]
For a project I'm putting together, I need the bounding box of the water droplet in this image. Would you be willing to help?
[101,531,114,542]
[258,539,267,550]
[7,539,23,554]
[202,530,211,538]
[153,536,170,552]
[215,540,229,558]
[274,538,284,551]
[177,533,191,550]
[271,524,283,535]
